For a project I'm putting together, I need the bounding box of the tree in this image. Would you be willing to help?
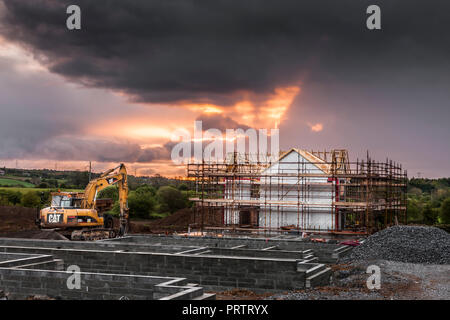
[5,190,22,205]
[38,182,49,188]
[156,186,187,214]
[21,191,41,208]
[135,184,156,197]
[0,190,13,205]
[98,186,119,202]
[39,191,51,207]
[422,204,438,225]
[408,187,422,196]
[69,171,89,188]
[48,179,58,188]
[128,191,156,219]
[107,201,120,216]
[407,199,422,223]
[440,198,450,224]
[101,185,157,219]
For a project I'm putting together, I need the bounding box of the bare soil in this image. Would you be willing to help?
[128,208,194,234]
[128,208,223,234]
[0,205,39,233]
[0,205,196,238]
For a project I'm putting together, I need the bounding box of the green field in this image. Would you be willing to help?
[0,178,35,188]
[0,187,84,193]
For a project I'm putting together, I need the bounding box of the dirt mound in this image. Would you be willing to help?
[347,225,450,264]
[130,208,194,233]
[0,205,68,240]
[151,208,194,227]
[0,205,39,233]
[129,208,225,233]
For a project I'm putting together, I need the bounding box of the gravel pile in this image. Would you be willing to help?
[347,225,450,264]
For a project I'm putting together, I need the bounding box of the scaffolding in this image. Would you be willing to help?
[187,149,407,235]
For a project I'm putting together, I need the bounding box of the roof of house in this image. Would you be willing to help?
[271,148,331,174]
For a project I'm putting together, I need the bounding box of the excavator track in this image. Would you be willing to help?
[71,228,116,241]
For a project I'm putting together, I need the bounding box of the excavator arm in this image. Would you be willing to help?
[81,163,129,236]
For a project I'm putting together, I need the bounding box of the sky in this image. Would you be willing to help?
[0,0,449,178]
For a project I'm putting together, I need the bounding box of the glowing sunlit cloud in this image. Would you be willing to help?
[179,86,301,129]
[186,104,224,114]
[87,114,193,142]
[259,86,301,128]
[0,36,47,73]
[127,126,174,139]
[232,100,255,124]
[140,143,164,148]
[309,123,324,132]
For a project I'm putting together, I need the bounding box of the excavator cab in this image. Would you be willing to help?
[50,193,83,209]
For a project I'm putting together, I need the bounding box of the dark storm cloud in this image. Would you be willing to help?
[1,0,448,105]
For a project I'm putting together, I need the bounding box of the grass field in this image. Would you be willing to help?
[0,178,35,188]
[0,187,84,193]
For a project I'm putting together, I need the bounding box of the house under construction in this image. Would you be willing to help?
[187,149,407,235]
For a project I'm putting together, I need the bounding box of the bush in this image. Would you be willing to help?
[156,186,187,214]
[102,185,158,219]
[21,191,41,208]
[39,191,51,207]
[408,187,422,196]
[4,190,22,205]
[98,186,119,202]
[107,201,120,216]
[423,204,438,225]
[407,199,423,223]
[128,191,156,219]
[135,184,156,197]
[440,198,450,224]
[68,171,90,189]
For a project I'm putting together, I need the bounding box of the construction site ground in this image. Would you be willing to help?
[212,261,449,300]
[1,205,448,300]
[270,260,449,300]
[0,205,194,238]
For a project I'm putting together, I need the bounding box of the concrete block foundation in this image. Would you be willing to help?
[0,234,353,299]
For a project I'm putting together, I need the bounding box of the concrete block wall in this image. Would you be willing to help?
[16,259,64,271]
[0,267,201,300]
[203,247,308,260]
[0,236,348,293]
[0,236,352,264]
[0,253,34,262]
[0,253,54,268]
[0,238,197,254]
[0,245,212,300]
[0,244,307,291]
[107,235,352,263]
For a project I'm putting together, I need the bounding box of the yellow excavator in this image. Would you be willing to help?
[38,164,129,240]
